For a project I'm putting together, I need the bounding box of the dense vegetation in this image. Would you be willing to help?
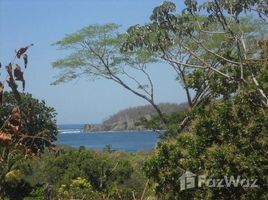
[84,103,187,131]
[18,147,153,200]
[1,0,268,199]
[103,103,187,125]
[0,47,58,199]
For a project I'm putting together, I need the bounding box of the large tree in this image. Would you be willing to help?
[133,1,268,199]
[52,24,167,124]
[123,0,268,132]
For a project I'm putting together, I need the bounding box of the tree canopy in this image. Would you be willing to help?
[52,23,169,124]
[133,1,268,199]
[49,0,268,199]
[0,45,58,199]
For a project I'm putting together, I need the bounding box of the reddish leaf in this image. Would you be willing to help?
[16,44,33,59]
[0,81,3,105]
[23,54,28,68]
[14,64,25,90]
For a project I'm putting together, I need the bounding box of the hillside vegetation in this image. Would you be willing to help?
[84,103,188,132]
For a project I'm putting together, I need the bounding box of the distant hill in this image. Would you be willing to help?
[83,103,188,132]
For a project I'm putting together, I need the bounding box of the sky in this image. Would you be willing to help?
[0,0,188,124]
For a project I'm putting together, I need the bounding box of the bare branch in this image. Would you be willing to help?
[191,37,240,66]
[122,68,151,97]
[162,55,207,69]
[251,73,268,107]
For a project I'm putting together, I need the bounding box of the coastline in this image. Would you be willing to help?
[58,129,164,134]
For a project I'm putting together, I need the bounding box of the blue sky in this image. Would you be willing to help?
[0,0,187,124]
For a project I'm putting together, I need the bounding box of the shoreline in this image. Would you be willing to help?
[58,129,165,134]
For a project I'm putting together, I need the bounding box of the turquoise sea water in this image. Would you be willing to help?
[57,124,161,152]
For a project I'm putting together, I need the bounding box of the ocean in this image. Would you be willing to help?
[57,124,161,152]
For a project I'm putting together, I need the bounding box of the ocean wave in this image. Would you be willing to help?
[59,129,81,134]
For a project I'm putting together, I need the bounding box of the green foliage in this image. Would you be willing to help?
[0,92,58,154]
[1,177,33,200]
[5,170,22,184]
[2,1,266,200]
[24,185,46,200]
[103,144,113,153]
[52,23,122,83]
[20,147,153,199]
[130,1,268,199]
[145,94,268,199]
[0,92,58,199]
[57,177,100,199]
[144,59,268,198]
[52,22,168,124]
[138,111,188,138]
[52,23,157,85]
